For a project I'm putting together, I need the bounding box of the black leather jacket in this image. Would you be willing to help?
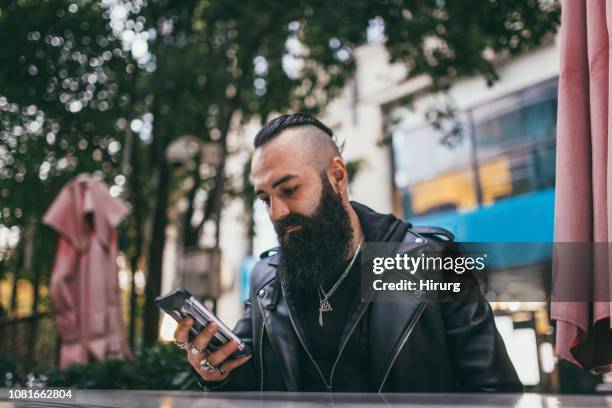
[197,202,522,393]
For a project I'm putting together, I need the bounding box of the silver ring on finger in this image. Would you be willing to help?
[190,345,202,355]
[174,339,189,350]
[217,364,226,375]
[200,358,216,373]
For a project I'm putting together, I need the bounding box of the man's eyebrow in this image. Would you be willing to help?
[254,174,299,195]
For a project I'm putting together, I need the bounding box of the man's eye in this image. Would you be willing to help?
[259,197,270,206]
[283,187,298,196]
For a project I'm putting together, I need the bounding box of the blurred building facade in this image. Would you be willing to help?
[323,37,559,238]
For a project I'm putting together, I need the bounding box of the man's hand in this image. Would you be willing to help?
[174,316,252,383]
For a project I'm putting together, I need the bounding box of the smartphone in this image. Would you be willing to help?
[156,288,252,359]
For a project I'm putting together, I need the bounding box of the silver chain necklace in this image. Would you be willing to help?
[318,239,363,326]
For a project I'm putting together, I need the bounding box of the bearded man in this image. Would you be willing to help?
[173,113,522,393]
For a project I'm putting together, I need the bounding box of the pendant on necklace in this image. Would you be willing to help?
[318,296,333,326]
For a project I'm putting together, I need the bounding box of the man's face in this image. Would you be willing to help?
[251,130,323,229]
[251,130,354,290]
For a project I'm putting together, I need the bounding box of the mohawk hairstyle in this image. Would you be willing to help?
[253,113,334,149]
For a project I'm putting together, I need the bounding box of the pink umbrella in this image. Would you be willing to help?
[43,175,133,368]
[552,0,612,374]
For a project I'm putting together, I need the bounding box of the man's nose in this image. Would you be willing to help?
[269,198,290,222]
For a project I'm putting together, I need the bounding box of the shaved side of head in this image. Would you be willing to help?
[291,125,341,172]
[252,113,342,173]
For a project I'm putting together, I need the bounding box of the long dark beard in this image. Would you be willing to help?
[274,174,354,291]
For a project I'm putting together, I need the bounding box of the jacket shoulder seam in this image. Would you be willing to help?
[250,259,277,294]
[411,226,455,241]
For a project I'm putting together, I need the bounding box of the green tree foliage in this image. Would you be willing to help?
[0,0,129,228]
[0,0,134,321]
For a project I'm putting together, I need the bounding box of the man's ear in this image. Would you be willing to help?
[329,157,347,194]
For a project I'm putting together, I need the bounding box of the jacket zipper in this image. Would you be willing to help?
[280,282,331,390]
[259,318,265,391]
[377,303,427,392]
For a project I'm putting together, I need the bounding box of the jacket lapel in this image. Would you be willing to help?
[361,229,430,390]
[254,257,301,391]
